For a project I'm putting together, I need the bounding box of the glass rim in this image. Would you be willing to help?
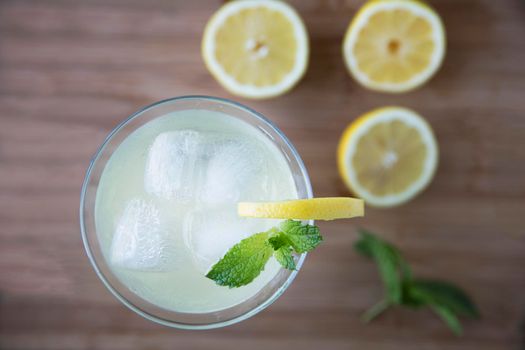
[79,95,313,329]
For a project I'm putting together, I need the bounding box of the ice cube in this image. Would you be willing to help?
[110,199,177,271]
[183,209,258,273]
[144,130,206,201]
[145,131,270,205]
[202,138,269,204]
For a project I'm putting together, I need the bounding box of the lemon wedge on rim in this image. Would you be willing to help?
[238,198,364,221]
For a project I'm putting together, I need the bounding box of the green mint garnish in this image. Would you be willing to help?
[206,220,322,288]
[267,233,289,250]
[355,230,479,335]
[279,220,323,253]
[206,232,273,288]
[274,246,296,270]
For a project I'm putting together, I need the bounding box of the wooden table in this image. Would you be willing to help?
[1,1,524,349]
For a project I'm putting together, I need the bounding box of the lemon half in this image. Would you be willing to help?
[202,0,309,99]
[338,107,438,207]
[343,0,446,93]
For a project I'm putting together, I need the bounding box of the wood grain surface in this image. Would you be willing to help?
[1,0,525,349]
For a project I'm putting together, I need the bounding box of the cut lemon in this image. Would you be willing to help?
[202,0,309,99]
[238,198,364,220]
[337,107,438,207]
[343,0,445,93]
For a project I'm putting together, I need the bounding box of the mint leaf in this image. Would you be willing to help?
[356,230,404,303]
[374,240,403,303]
[274,246,296,270]
[206,232,273,288]
[356,230,412,280]
[268,233,289,250]
[405,279,479,318]
[280,220,322,253]
[430,304,463,335]
[393,246,412,281]
[354,238,374,257]
[401,279,426,308]
[269,232,297,270]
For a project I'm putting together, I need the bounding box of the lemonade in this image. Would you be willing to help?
[93,106,299,313]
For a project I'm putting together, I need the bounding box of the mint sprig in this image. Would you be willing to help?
[355,230,479,335]
[206,220,322,288]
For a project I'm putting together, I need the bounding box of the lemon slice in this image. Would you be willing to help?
[202,0,309,99]
[337,107,438,207]
[238,198,364,220]
[343,0,445,93]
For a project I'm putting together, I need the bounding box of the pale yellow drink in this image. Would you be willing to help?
[95,110,297,313]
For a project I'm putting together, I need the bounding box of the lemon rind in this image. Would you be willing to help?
[238,198,364,220]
